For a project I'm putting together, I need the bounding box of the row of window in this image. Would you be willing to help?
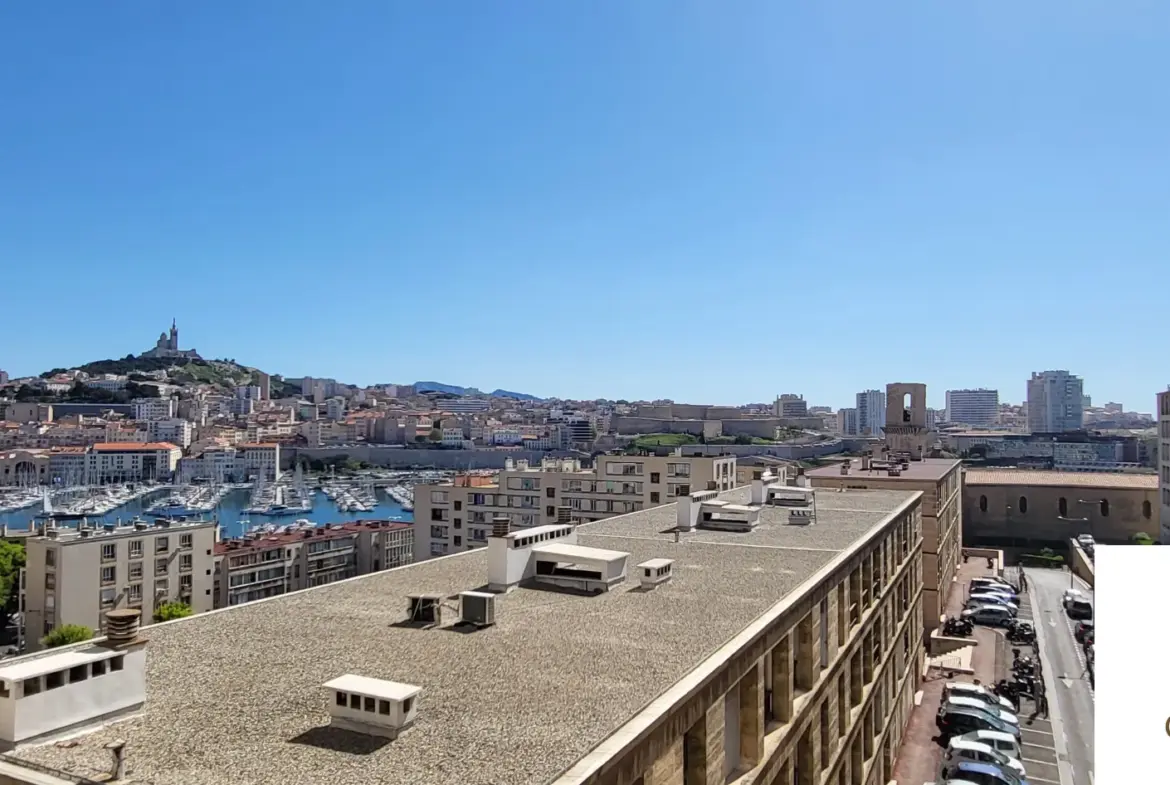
[98,555,193,585]
[976,494,1152,519]
[335,690,411,716]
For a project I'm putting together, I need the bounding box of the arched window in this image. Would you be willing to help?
[1018,496,1028,514]
[1100,499,1110,517]
[978,495,987,513]
[1144,500,1153,519]
[1058,497,1068,517]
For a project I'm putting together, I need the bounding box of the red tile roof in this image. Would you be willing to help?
[92,442,180,451]
[215,520,411,555]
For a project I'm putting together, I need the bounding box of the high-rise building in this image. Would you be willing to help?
[774,394,807,418]
[1159,390,1170,543]
[944,389,999,426]
[856,389,886,436]
[1026,371,1084,433]
[836,407,859,435]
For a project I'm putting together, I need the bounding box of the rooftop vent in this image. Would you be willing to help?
[637,558,674,590]
[79,528,93,538]
[861,455,871,471]
[323,675,421,740]
[788,509,815,526]
[405,594,443,625]
[887,466,901,477]
[104,609,142,647]
[458,591,496,627]
[134,521,149,531]
[491,515,511,538]
[839,461,850,475]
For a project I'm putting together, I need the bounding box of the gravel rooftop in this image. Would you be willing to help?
[9,486,917,785]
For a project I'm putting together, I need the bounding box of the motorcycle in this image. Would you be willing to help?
[1007,621,1035,644]
[943,616,973,637]
[993,679,1022,711]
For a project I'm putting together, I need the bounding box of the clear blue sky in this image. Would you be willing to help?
[2,2,1166,410]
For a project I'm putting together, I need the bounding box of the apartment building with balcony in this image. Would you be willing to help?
[413,452,737,561]
[213,521,413,608]
[23,518,216,650]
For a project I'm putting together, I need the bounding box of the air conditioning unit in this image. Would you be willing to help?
[406,593,443,624]
[459,591,496,627]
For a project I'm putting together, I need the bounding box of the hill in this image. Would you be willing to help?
[413,381,540,400]
[490,389,539,401]
[42,356,265,391]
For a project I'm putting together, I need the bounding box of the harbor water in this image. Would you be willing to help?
[0,488,413,540]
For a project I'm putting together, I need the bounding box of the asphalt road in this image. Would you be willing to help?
[1025,566,1095,785]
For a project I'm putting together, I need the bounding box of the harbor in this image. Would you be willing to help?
[0,471,436,539]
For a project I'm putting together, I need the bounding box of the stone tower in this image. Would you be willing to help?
[169,318,179,351]
[882,382,932,459]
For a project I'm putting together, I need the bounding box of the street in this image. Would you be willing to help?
[1022,566,1095,785]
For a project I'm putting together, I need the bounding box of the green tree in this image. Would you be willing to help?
[153,601,194,622]
[734,434,753,445]
[0,541,25,629]
[42,624,93,648]
[1132,532,1155,545]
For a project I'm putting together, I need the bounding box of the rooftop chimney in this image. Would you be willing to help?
[491,515,511,538]
[839,461,850,475]
[103,609,142,647]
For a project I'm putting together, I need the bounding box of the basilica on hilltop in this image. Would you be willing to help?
[140,319,202,360]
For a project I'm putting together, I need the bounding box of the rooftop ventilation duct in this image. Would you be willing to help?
[323,675,421,740]
[637,559,674,590]
[491,515,511,539]
[104,609,142,647]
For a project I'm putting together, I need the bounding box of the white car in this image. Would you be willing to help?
[943,738,1027,779]
[944,682,1015,712]
[966,594,1019,614]
[953,729,1023,760]
[1062,588,1085,608]
[943,696,1019,726]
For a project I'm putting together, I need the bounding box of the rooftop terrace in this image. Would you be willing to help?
[8,486,919,785]
[805,457,960,482]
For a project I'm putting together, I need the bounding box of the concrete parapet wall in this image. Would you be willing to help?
[1068,539,1095,588]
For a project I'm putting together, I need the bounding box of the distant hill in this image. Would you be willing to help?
[42,356,264,391]
[413,381,539,401]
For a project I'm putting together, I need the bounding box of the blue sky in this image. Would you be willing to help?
[2,2,1166,410]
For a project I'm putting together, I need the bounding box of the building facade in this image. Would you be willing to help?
[775,395,808,418]
[132,397,177,422]
[85,442,183,484]
[23,518,217,650]
[856,390,886,437]
[413,453,737,561]
[807,457,960,634]
[1026,370,1084,433]
[214,521,413,608]
[1161,390,1170,543]
[944,389,999,426]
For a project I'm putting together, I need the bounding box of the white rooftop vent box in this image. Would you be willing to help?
[787,509,815,526]
[531,543,629,593]
[637,559,674,589]
[458,591,496,627]
[406,594,443,625]
[324,675,420,740]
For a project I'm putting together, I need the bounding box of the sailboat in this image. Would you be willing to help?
[243,475,270,515]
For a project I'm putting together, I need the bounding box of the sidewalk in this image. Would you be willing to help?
[892,558,1007,784]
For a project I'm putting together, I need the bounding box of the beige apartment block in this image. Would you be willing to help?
[807,456,961,634]
[0,481,924,785]
[213,521,413,608]
[413,453,737,560]
[23,519,217,650]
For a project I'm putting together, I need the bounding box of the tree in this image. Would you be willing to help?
[42,624,93,648]
[1132,532,1155,545]
[153,601,194,622]
[0,541,25,630]
[734,434,753,445]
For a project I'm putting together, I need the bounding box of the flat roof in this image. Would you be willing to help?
[963,469,1158,489]
[0,647,119,683]
[10,486,918,785]
[532,542,629,562]
[806,457,961,482]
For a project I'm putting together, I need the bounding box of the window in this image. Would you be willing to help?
[180,575,192,591]
[155,579,168,597]
[156,558,169,576]
[100,588,116,608]
[45,549,56,567]
[336,691,347,706]
[46,671,64,690]
[101,543,117,562]
[101,566,116,585]
[1018,496,1028,514]
[1144,500,1152,519]
[364,696,376,712]
[1100,499,1110,517]
[129,584,142,602]
[44,573,55,590]
[1059,497,1068,517]
[650,492,660,503]
[403,696,413,714]
[129,561,143,580]
[180,533,193,549]
[453,536,462,546]
[92,660,106,677]
[180,554,192,572]
[23,678,41,696]
[379,699,391,715]
[110,656,124,671]
[819,599,829,668]
[129,539,143,558]
[978,495,987,513]
[156,537,169,553]
[453,518,462,529]
[650,472,660,484]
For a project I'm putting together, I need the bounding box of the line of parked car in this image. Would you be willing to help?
[936,681,1030,784]
[959,575,1020,628]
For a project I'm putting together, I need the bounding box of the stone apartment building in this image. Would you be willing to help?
[413,452,737,560]
[23,518,217,650]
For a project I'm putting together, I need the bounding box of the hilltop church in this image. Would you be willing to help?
[140,319,201,360]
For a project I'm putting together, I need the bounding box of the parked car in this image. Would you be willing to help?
[1061,588,1085,608]
[941,697,1019,727]
[962,605,1014,627]
[971,577,1017,594]
[944,682,1015,713]
[966,594,1019,615]
[1074,620,1094,643]
[952,730,1023,761]
[940,759,1026,785]
[937,706,1021,740]
[1066,599,1093,621]
[942,738,1027,779]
